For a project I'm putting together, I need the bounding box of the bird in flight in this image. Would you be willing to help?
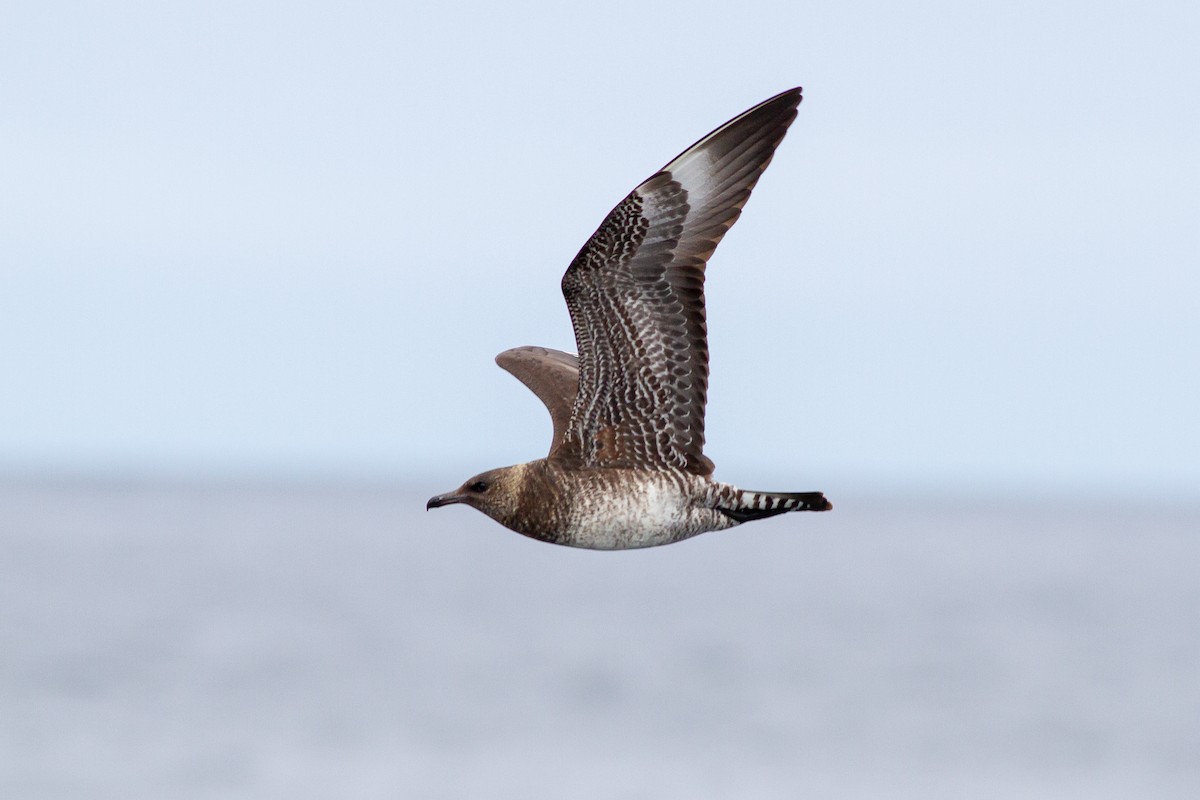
[428,87,830,549]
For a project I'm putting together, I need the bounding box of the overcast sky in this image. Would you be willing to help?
[2,1,1197,500]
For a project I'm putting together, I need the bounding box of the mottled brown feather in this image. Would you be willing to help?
[559,88,803,475]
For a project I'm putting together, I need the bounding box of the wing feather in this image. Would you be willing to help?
[495,346,580,460]
[559,88,802,474]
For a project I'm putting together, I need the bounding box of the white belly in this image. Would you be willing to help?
[562,472,735,550]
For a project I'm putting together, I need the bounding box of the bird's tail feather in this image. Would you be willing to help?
[715,488,831,523]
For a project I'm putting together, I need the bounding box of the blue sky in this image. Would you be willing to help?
[2,1,1197,499]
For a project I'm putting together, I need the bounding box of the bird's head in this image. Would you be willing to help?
[426,464,527,528]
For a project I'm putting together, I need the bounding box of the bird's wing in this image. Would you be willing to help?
[495,346,580,460]
[559,87,802,474]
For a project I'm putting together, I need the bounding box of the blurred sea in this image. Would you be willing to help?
[2,480,1197,799]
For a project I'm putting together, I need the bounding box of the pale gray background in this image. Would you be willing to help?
[4,485,1198,798]
[2,2,1198,798]
[3,0,1197,500]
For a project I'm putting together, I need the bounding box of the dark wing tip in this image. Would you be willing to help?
[660,86,803,172]
[767,86,804,108]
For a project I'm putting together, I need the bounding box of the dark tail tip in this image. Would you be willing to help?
[791,492,832,512]
[717,491,831,523]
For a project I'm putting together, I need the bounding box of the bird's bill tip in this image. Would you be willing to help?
[426,491,464,510]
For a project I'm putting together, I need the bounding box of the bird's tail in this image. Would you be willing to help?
[714,486,832,523]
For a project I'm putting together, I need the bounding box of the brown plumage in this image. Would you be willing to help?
[428,88,830,549]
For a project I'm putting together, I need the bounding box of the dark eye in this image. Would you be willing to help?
[468,481,489,493]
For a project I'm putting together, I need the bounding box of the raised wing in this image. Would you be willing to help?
[495,346,580,460]
[559,88,802,474]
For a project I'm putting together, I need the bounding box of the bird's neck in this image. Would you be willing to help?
[506,459,571,544]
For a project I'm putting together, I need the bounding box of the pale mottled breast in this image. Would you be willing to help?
[554,468,737,550]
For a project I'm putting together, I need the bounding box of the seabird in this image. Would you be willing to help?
[428,87,830,549]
